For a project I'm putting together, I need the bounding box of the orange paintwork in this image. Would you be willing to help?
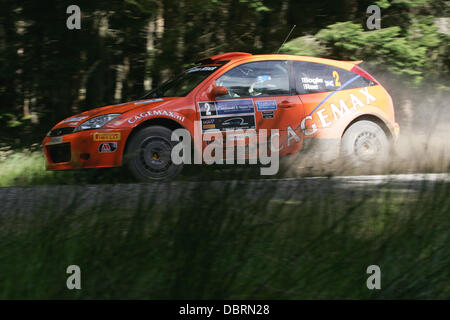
[43,52,399,170]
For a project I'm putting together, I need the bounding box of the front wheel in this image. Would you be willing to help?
[341,120,390,167]
[125,126,183,181]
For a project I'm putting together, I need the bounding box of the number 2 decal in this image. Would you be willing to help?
[205,102,211,116]
[333,71,342,87]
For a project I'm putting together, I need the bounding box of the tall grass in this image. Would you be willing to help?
[0,177,448,299]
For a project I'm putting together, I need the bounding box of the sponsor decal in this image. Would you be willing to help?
[274,125,303,152]
[256,100,277,111]
[171,125,279,175]
[98,142,117,153]
[128,109,185,124]
[199,99,256,132]
[262,111,274,119]
[93,132,121,141]
[199,99,254,117]
[301,77,324,85]
[223,117,248,126]
[202,118,216,130]
[199,102,217,117]
[134,98,163,105]
[62,116,88,124]
[301,77,324,90]
[299,85,376,136]
[202,118,215,124]
[201,115,256,132]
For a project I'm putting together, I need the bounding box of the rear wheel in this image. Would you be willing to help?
[126,126,183,181]
[341,120,390,166]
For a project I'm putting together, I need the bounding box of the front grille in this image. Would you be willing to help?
[46,143,71,163]
[48,127,75,137]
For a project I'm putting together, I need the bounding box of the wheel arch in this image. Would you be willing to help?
[123,117,185,161]
[342,114,393,140]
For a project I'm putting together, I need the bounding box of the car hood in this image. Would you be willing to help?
[53,97,180,128]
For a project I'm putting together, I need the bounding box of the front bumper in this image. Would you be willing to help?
[42,128,131,170]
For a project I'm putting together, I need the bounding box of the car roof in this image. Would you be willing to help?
[197,52,362,71]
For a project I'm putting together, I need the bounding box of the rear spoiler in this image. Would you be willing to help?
[350,64,378,83]
[196,52,252,64]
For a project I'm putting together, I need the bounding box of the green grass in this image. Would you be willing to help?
[0,151,50,187]
[0,150,265,186]
[0,150,136,186]
[0,150,88,187]
[0,178,448,299]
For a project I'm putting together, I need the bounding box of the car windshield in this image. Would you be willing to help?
[142,63,226,98]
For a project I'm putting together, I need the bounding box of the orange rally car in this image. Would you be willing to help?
[43,52,400,181]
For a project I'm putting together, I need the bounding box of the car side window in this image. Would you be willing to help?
[216,60,290,99]
[293,61,373,94]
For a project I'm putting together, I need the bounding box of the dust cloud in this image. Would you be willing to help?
[282,79,450,177]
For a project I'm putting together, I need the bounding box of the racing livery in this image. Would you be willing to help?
[43,52,400,181]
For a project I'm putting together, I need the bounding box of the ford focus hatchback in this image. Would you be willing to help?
[43,52,399,181]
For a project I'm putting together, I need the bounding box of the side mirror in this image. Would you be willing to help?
[210,86,228,99]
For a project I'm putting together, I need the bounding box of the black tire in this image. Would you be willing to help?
[341,120,390,166]
[125,126,183,181]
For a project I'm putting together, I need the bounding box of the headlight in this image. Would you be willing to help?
[74,114,121,132]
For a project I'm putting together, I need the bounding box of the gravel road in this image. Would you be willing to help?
[0,173,448,215]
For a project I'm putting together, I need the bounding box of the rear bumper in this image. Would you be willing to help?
[42,128,130,170]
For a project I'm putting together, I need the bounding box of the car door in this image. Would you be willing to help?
[208,60,305,155]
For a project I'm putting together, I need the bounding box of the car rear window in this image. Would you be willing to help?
[293,61,375,94]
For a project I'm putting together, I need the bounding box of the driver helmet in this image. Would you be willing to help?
[251,75,271,95]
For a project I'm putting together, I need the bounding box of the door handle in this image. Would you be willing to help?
[278,101,293,108]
